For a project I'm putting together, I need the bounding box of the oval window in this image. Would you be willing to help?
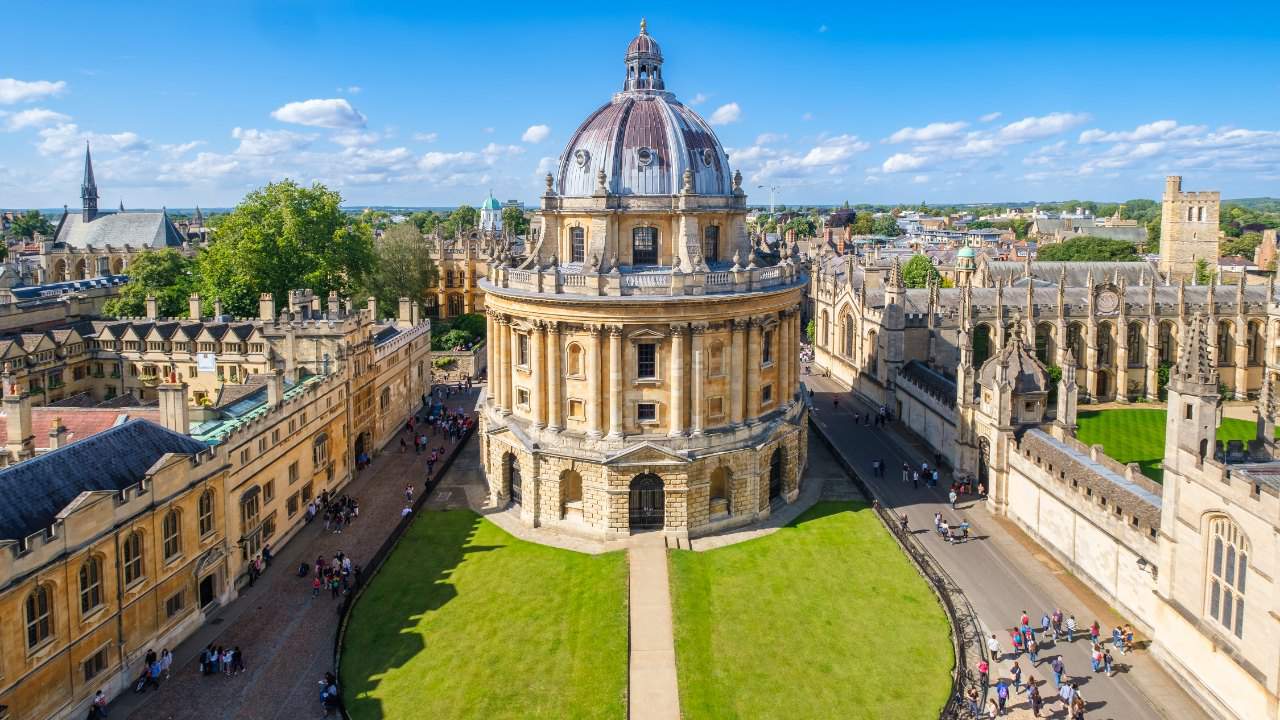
[702,148,714,166]
[574,149,590,168]
[636,147,655,166]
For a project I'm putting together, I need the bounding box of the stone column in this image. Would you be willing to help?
[669,323,686,436]
[778,311,791,408]
[691,323,706,436]
[607,325,624,439]
[1114,323,1129,403]
[486,311,497,407]
[1145,319,1160,401]
[747,317,762,424]
[547,322,562,431]
[530,320,546,429]
[586,325,603,438]
[730,319,746,427]
[497,315,512,414]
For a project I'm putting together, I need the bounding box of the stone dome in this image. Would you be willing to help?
[978,326,1049,395]
[958,246,976,258]
[556,22,733,198]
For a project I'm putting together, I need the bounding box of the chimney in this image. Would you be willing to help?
[157,377,190,434]
[398,297,412,326]
[259,293,275,321]
[367,296,378,319]
[267,368,284,407]
[4,383,33,459]
[145,295,159,320]
[311,295,322,315]
[188,293,203,320]
[47,417,67,451]
[411,300,420,325]
[327,291,340,318]
[213,299,224,320]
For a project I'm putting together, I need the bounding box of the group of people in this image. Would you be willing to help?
[312,490,360,534]
[128,648,172,696]
[310,551,358,599]
[198,645,245,676]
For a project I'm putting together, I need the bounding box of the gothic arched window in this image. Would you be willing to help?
[1218,321,1234,367]
[80,557,103,615]
[1208,516,1248,639]
[25,585,53,649]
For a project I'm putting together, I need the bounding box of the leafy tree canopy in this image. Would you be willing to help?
[364,222,438,319]
[502,206,530,236]
[784,216,816,238]
[103,249,196,318]
[901,254,942,289]
[7,209,53,240]
[1036,236,1140,262]
[872,215,903,237]
[195,180,374,317]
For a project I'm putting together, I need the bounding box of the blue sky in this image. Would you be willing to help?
[1,1,1277,209]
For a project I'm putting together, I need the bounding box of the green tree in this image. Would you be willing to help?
[1144,218,1161,254]
[852,213,875,235]
[363,222,438,318]
[872,215,902,237]
[1194,258,1213,285]
[1036,236,1140,262]
[195,180,374,317]
[440,204,479,237]
[103,249,197,318]
[1222,232,1263,258]
[502,206,530,236]
[900,255,942,289]
[804,318,815,342]
[7,209,53,240]
[784,216,816,238]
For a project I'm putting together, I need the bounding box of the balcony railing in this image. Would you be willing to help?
[487,260,805,298]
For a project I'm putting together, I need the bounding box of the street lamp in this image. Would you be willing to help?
[757,185,778,215]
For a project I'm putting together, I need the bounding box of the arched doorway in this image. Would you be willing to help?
[628,474,664,531]
[560,470,582,519]
[505,453,522,505]
[1096,370,1111,400]
[977,437,991,490]
[768,448,784,501]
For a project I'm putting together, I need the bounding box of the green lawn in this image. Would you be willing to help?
[341,510,629,719]
[669,502,954,720]
[1077,408,1264,483]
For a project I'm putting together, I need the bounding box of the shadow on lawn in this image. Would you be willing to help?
[341,510,500,719]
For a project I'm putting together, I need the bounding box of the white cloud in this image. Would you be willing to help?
[979,112,1002,123]
[36,123,149,157]
[5,108,70,131]
[689,93,709,106]
[0,78,66,104]
[709,102,742,126]
[886,121,967,144]
[231,127,314,156]
[1078,120,1204,144]
[521,124,551,143]
[413,132,439,143]
[331,130,381,147]
[181,152,240,179]
[535,156,558,176]
[270,98,367,129]
[1023,140,1068,166]
[737,134,870,182]
[912,174,930,184]
[755,132,787,145]
[997,112,1090,141]
[881,153,929,173]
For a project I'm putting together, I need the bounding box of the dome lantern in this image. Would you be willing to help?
[623,18,664,92]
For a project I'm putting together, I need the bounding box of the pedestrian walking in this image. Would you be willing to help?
[978,659,990,691]
[1041,612,1052,638]
[1010,660,1022,693]
[987,633,1001,662]
[1059,681,1075,707]
[1104,649,1114,677]
[160,648,172,679]
[948,489,957,508]
[965,685,980,717]
[995,679,1009,715]
[1029,681,1043,717]
[1051,656,1065,688]
[1066,615,1078,642]
[1028,637,1040,664]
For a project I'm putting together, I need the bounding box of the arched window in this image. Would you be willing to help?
[1248,321,1263,366]
[973,324,993,366]
[1127,322,1144,367]
[1066,323,1085,367]
[1218,320,1234,367]
[570,227,586,263]
[1034,322,1055,364]
[162,510,182,561]
[1208,517,1248,639]
[632,226,658,265]
[762,329,774,365]
[842,316,854,358]
[25,585,53,649]
[1096,323,1114,366]
[567,343,584,376]
[702,225,719,262]
[1159,322,1177,364]
[447,294,464,317]
[198,489,215,537]
[820,311,830,348]
[1187,207,1195,222]
[314,433,331,466]
[123,531,144,585]
[80,557,103,614]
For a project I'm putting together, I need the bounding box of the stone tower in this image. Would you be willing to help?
[1162,317,1220,477]
[81,142,99,223]
[1159,176,1220,280]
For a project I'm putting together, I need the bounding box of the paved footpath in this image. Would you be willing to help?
[805,373,1209,720]
[628,534,681,720]
[110,388,479,720]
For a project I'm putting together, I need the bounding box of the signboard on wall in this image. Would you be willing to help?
[196,353,217,373]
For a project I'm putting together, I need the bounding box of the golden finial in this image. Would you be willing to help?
[640,17,647,34]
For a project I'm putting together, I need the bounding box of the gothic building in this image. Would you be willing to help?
[478,21,808,541]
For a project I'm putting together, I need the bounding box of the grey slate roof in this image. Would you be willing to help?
[0,419,207,541]
[984,260,1159,287]
[53,210,185,249]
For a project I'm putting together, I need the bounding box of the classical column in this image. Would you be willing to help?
[690,323,706,436]
[607,325,624,439]
[669,323,686,436]
[546,322,562,431]
[746,317,762,424]
[530,320,546,429]
[730,319,746,427]
[586,325,603,438]
[486,310,497,407]
[498,315,512,414]
[778,311,791,408]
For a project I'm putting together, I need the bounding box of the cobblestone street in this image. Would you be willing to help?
[110,389,479,720]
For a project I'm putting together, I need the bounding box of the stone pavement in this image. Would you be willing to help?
[805,373,1210,720]
[109,388,479,720]
[628,533,681,720]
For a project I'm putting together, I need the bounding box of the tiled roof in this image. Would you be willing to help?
[1019,429,1162,529]
[0,407,162,449]
[52,210,184,249]
[0,419,206,540]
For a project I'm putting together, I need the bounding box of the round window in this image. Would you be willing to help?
[636,147,655,166]
[702,148,714,166]
[574,149,590,168]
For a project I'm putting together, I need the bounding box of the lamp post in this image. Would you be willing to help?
[757,185,778,215]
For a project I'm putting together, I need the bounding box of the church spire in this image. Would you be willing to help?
[81,141,99,222]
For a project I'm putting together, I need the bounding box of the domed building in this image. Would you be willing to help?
[479,191,503,233]
[478,20,808,541]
